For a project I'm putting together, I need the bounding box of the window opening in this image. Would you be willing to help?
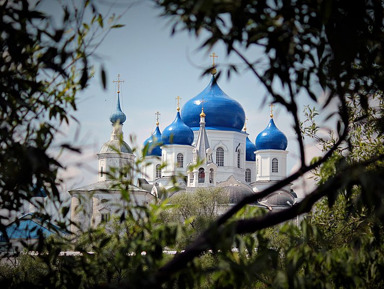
[272,158,278,173]
[101,213,110,223]
[198,168,205,183]
[216,147,224,166]
[245,169,251,182]
[156,164,161,178]
[209,169,214,184]
[177,153,183,168]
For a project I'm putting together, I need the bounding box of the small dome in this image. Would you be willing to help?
[221,186,254,204]
[162,111,194,145]
[245,136,256,161]
[181,76,245,131]
[143,126,162,156]
[110,94,126,124]
[259,191,294,207]
[100,139,132,154]
[255,118,287,150]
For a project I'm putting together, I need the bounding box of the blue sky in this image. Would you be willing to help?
[52,1,325,195]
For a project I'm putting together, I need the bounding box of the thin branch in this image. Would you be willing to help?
[153,126,350,284]
[152,153,384,285]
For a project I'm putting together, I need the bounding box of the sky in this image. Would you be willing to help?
[50,0,328,197]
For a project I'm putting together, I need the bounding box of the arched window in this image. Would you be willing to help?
[272,158,278,173]
[156,164,161,178]
[177,153,183,168]
[245,169,251,183]
[100,166,104,177]
[209,168,214,184]
[216,147,224,166]
[198,168,205,183]
[101,213,110,223]
[237,150,241,168]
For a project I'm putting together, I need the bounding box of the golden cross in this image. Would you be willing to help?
[176,96,182,111]
[113,74,124,93]
[155,111,160,126]
[243,118,248,132]
[200,98,206,109]
[270,103,274,118]
[210,52,218,66]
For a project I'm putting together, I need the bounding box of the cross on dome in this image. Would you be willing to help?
[155,111,160,126]
[270,103,274,118]
[209,52,218,75]
[200,98,206,117]
[176,96,182,111]
[210,52,218,66]
[243,118,248,132]
[113,74,124,94]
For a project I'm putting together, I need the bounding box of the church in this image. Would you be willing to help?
[69,56,296,231]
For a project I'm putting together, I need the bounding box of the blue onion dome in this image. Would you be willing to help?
[181,75,245,131]
[246,136,256,161]
[143,125,162,156]
[162,110,194,145]
[255,118,288,150]
[110,93,126,124]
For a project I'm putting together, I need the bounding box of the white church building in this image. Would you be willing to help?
[69,62,296,231]
[141,66,295,207]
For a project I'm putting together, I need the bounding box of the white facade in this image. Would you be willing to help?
[142,155,162,184]
[143,129,251,186]
[161,144,193,177]
[70,121,155,233]
[97,124,135,182]
[186,112,218,188]
[255,149,288,182]
[199,129,247,183]
[70,186,153,233]
[245,161,254,184]
[252,148,291,198]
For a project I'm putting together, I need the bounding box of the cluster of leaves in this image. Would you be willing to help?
[148,0,384,287]
[3,0,384,288]
[0,0,122,243]
[161,189,228,233]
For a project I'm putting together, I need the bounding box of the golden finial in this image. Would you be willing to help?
[176,96,181,112]
[270,103,274,118]
[113,74,124,94]
[210,52,218,75]
[200,98,206,117]
[200,107,206,117]
[243,118,248,132]
[155,111,160,126]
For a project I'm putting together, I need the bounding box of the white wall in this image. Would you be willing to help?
[161,144,193,177]
[255,150,288,181]
[192,129,247,183]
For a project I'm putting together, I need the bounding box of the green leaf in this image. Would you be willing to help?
[111,24,125,29]
[101,65,107,89]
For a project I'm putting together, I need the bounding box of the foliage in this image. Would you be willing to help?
[161,188,228,233]
[2,0,384,288]
[148,0,384,287]
[0,0,121,240]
